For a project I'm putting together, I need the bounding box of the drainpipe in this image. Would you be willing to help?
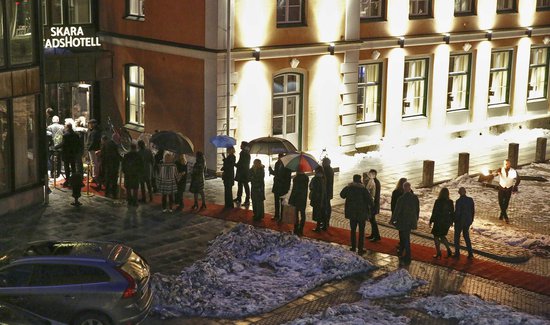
[225,0,231,136]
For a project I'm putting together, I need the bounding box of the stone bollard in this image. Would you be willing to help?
[535,137,547,163]
[422,160,435,187]
[458,152,470,176]
[508,143,519,169]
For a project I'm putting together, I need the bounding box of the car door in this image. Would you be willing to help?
[0,263,35,310]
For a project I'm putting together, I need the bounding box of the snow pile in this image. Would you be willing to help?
[282,300,410,325]
[358,269,427,298]
[151,223,375,318]
[408,294,550,325]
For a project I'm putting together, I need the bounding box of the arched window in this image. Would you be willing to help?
[272,73,302,149]
[126,65,145,126]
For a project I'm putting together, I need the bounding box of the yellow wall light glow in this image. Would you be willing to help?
[387,0,409,36]
[234,61,272,141]
[519,0,536,27]
[477,0,496,31]
[308,55,340,150]
[235,0,270,47]
[471,41,492,126]
[312,0,345,42]
[512,37,532,116]
[434,0,453,33]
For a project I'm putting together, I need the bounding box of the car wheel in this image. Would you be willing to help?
[73,312,113,325]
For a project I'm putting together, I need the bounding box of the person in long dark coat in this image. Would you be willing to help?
[175,153,188,211]
[234,141,251,206]
[122,143,144,207]
[100,135,121,198]
[390,181,419,265]
[391,177,407,213]
[137,140,154,202]
[322,157,334,230]
[55,123,81,187]
[86,119,102,183]
[429,187,454,258]
[269,153,292,221]
[454,187,475,259]
[221,146,236,209]
[190,151,207,209]
[249,159,265,221]
[309,166,327,232]
[340,174,373,255]
[289,171,309,236]
[366,169,382,242]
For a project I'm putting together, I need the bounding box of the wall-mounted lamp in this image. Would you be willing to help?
[397,37,405,48]
[462,42,472,51]
[443,33,451,44]
[290,58,300,68]
[328,43,335,55]
[252,48,260,61]
[544,36,550,45]
[371,50,381,60]
[486,30,493,41]
[526,27,533,37]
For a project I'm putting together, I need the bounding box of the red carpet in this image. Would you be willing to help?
[57,179,550,297]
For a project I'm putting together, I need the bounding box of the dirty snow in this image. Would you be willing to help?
[358,268,427,298]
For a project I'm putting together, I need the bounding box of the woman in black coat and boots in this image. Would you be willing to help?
[249,159,265,221]
[189,151,207,210]
[309,166,327,232]
[289,171,309,236]
[429,187,454,258]
[174,153,188,211]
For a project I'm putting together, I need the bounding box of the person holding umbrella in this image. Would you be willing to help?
[269,153,292,221]
[221,146,236,209]
[234,141,251,207]
[249,158,266,221]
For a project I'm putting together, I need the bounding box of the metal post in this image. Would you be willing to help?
[458,152,470,176]
[226,0,231,136]
[422,160,435,187]
[535,137,547,162]
[53,154,57,188]
[508,143,519,169]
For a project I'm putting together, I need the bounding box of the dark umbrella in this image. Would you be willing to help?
[150,131,194,154]
[247,136,297,155]
[210,134,237,148]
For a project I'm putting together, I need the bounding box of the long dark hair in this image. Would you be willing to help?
[438,187,450,200]
[395,177,407,191]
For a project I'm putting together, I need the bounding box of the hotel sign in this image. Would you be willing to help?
[44,25,101,49]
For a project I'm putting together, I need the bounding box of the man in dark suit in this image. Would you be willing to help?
[454,187,475,259]
[340,174,373,255]
[221,146,236,209]
[234,141,251,207]
[55,122,81,187]
[366,169,381,242]
[390,182,419,264]
[269,153,292,221]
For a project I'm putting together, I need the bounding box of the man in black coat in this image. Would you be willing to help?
[221,146,236,209]
[390,182,419,264]
[86,119,102,183]
[234,141,251,206]
[366,169,382,242]
[122,143,144,206]
[322,157,334,230]
[269,153,292,221]
[454,187,475,259]
[340,174,373,255]
[55,123,81,187]
[101,135,121,198]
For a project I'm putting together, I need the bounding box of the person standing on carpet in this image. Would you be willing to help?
[249,159,266,221]
[221,146,236,209]
[310,166,327,232]
[175,153,188,211]
[157,152,178,212]
[234,141,251,207]
[137,140,154,202]
[453,187,475,259]
[189,151,207,210]
[495,159,520,223]
[269,153,292,221]
[289,170,309,236]
[365,169,381,242]
[122,143,144,207]
[390,177,407,254]
[390,181,419,265]
[429,187,454,259]
[322,157,334,230]
[340,174,373,255]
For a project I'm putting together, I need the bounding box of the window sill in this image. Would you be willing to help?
[496,9,517,14]
[402,114,427,121]
[488,103,510,109]
[527,97,547,103]
[124,15,145,21]
[356,121,381,128]
[447,108,469,113]
[454,12,476,17]
[408,15,433,20]
[360,17,386,23]
[124,123,144,133]
[276,22,307,28]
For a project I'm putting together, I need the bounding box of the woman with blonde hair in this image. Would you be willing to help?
[157,151,178,212]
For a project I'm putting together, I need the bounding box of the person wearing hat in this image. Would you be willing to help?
[86,119,102,183]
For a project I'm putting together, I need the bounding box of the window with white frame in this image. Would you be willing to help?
[488,50,512,106]
[447,54,471,111]
[536,0,550,10]
[409,0,431,18]
[496,0,516,12]
[403,58,429,117]
[126,65,145,126]
[357,63,382,123]
[276,0,305,26]
[528,47,549,100]
[272,73,301,145]
[454,0,475,15]
[360,0,384,20]
[126,0,145,19]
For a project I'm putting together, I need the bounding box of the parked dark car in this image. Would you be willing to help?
[0,302,65,325]
[0,240,153,325]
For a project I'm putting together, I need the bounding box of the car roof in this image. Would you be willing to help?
[19,240,132,264]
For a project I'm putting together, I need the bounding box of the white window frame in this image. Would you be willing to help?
[528,47,549,100]
[488,50,513,106]
[357,63,382,123]
[126,65,145,126]
[447,53,471,111]
[454,0,475,15]
[409,0,431,18]
[403,58,429,118]
[126,0,145,20]
[360,0,384,20]
[496,0,516,12]
[276,0,304,26]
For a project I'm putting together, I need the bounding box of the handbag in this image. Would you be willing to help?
[281,204,297,224]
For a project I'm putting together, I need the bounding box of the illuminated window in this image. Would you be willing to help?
[536,0,550,10]
[126,0,145,20]
[528,47,549,100]
[360,0,385,20]
[447,54,471,111]
[496,0,516,13]
[454,0,475,16]
[409,0,432,18]
[7,0,34,65]
[488,50,512,106]
[126,65,145,126]
[277,0,305,26]
[272,73,302,148]
[357,63,382,123]
[403,58,429,117]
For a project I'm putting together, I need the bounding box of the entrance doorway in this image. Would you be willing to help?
[45,82,94,123]
[272,73,303,150]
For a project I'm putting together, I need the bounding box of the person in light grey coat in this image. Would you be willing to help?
[390,182,419,264]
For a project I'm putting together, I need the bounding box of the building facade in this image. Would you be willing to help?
[98,0,550,170]
[0,0,45,214]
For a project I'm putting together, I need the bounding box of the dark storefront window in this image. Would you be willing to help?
[51,0,63,24]
[0,101,10,194]
[69,0,91,24]
[0,1,4,66]
[7,0,34,65]
[13,96,38,189]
